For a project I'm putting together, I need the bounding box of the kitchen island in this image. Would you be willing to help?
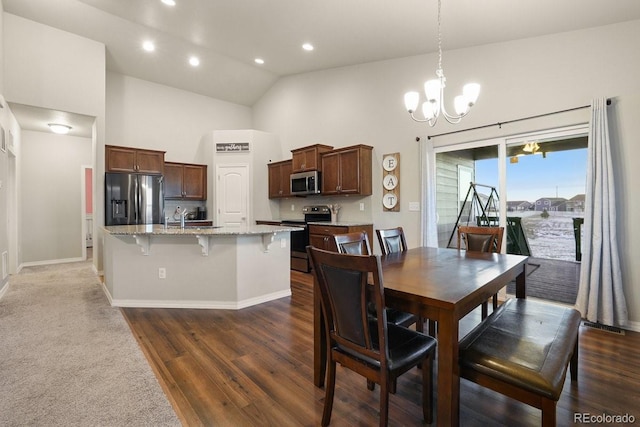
[102,224,302,309]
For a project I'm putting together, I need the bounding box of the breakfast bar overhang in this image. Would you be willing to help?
[102,224,302,309]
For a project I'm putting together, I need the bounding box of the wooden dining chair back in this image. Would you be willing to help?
[457,225,504,253]
[337,230,418,332]
[307,246,436,427]
[333,231,372,255]
[376,227,408,255]
[375,227,428,334]
[457,225,505,318]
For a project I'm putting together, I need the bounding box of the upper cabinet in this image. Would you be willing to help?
[105,145,165,174]
[164,162,207,200]
[291,144,333,172]
[321,145,373,196]
[268,160,293,199]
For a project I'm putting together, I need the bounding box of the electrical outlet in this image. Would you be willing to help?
[409,202,420,212]
[158,267,166,279]
[359,202,365,211]
[291,204,295,211]
[280,238,287,248]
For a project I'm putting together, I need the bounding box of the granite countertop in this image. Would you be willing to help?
[257,219,373,227]
[306,221,374,227]
[103,224,303,236]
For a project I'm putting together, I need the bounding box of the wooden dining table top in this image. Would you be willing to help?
[378,246,529,314]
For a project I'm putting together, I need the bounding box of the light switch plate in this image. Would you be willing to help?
[359,202,365,211]
[409,202,420,211]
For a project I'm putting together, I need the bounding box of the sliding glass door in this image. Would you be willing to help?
[431,124,588,304]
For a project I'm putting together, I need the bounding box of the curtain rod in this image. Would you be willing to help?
[425,98,611,140]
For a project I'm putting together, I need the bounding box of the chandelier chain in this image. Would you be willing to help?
[437,0,443,72]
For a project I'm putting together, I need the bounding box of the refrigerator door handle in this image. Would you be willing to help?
[134,176,139,222]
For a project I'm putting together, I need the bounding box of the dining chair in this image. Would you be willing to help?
[333,231,372,255]
[376,227,431,335]
[307,246,437,427]
[457,225,505,318]
[376,227,408,255]
[334,232,417,330]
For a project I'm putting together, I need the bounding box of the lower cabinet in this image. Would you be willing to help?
[308,224,374,252]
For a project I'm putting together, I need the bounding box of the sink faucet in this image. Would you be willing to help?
[175,206,189,229]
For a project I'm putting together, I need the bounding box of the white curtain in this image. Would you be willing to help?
[576,98,628,326]
[421,138,438,247]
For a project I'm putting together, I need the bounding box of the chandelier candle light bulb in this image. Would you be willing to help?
[404,0,480,126]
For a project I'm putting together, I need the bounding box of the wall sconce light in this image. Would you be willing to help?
[48,123,72,135]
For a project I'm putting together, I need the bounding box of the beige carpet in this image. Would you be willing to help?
[0,260,180,426]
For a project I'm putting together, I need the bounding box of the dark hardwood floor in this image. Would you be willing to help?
[122,271,640,426]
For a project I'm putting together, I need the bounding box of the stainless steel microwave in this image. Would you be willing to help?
[290,171,321,195]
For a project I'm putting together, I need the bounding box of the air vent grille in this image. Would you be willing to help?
[583,320,625,335]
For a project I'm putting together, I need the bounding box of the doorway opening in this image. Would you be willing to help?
[82,165,93,261]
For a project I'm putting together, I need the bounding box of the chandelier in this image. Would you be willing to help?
[404,0,480,126]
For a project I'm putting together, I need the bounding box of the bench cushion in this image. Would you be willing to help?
[459,298,581,400]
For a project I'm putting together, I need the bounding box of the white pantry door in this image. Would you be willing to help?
[216,164,249,227]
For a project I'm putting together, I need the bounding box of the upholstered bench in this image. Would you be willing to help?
[459,298,581,427]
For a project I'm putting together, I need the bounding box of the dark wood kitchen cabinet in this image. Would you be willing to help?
[105,145,165,174]
[308,223,374,252]
[268,160,293,199]
[164,162,207,200]
[320,144,372,196]
[291,144,333,172]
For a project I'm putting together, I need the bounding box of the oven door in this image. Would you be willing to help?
[282,222,310,272]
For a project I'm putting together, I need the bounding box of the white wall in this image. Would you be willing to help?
[253,20,640,326]
[0,2,24,292]
[106,72,252,163]
[3,13,106,270]
[20,130,91,263]
[3,14,104,116]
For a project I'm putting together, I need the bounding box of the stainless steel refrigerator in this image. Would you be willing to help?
[105,173,165,226]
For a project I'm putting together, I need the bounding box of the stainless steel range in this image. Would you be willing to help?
[281,205,331,272]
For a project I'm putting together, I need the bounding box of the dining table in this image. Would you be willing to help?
[312,246,529,427]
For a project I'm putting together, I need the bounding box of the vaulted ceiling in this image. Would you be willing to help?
[5,0,640,137]
[6,0,640,107]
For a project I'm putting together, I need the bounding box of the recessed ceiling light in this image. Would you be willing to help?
[48,124,72,135]
[161,0,176,6]
[302,43,314,51]
[254,58,265,65]
[189,56,200,67]
[142,40,155,52]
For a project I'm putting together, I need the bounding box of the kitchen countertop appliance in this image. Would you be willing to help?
[105,172,165,226]
[281,205,331,272]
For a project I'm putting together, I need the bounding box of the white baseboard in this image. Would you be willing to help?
[623,319,640,333]
[107,289,292,310]
[20,257,85,268]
